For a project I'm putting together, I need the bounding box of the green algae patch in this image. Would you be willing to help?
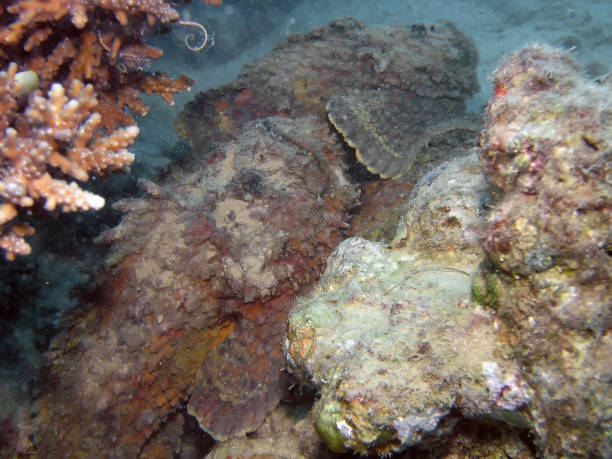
[312,400,348,453]
[471,271,500,310]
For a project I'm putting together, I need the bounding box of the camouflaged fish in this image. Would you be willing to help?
[327,88,477,179]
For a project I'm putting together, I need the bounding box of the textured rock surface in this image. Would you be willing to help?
[176,18,479,182]
[11,19,484,457]
[391,153,490,265]
[205,404,336,459]
[29,115,358,456]
[345,134,480,244]
[477,45,612,457]
[285,154,532,454]
[284,44,612,458]
[205,401,535,459]
[346,179,414,243]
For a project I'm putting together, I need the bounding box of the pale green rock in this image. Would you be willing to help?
[285,153,531,454]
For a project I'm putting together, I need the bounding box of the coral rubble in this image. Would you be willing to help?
[477,45,611,457]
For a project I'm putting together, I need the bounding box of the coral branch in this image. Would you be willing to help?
[0,0,200,132]
[0,0,220,257]
[0,64,138,259]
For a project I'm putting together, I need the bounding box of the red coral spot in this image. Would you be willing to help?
[494,84,506,97]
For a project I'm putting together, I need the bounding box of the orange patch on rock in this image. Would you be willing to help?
[494,84,506,97]
[148,334,170,353]
[235,89,253,106]
[244,300,265,320]
[214,98,230,112]
[119,432,145,446]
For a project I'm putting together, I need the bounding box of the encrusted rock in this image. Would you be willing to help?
[285,154,531,454]
[205,405,335,459]
[15,17,495,457]
[391,152,491,266]
[477,45,612,457]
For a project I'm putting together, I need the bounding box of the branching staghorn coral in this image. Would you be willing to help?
[0,63,138,260]
[0,0,216,258]
[0,0,208,131]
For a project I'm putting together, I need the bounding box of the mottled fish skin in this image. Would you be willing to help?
[327,89,478,179]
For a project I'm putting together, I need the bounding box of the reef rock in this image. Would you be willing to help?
[21,18,483,457]
[391,153,490,266]
[205,399,534,459]
[477,45,612,457]
[176,18,479,180]
[30,115,358,456]
[285,153,532,454]
[346,179,415,243]
[285,43,612,458]
[205,404,335,459]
